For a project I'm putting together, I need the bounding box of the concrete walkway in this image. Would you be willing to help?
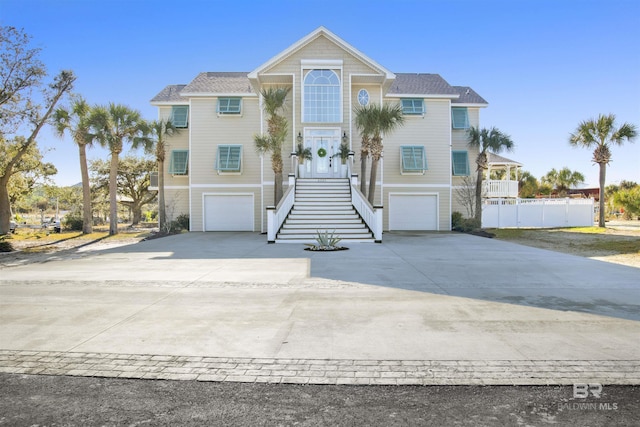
[1,232,638,385]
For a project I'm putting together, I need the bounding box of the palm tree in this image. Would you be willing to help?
[467,126,515,225]
[541,167,585,196]
[148,119,178,232]
[354,104,376,196]
[254,87,290,205]
[354,103,405,204]
[569,114,637,227]
[53,96,94,234]
[88,103,151,235]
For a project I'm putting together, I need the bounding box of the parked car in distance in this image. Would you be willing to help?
[9,220,17,233]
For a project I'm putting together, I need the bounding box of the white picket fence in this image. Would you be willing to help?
[482,198,595,228]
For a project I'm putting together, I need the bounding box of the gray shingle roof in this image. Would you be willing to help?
[181,72,254,94]
[388,73,459,96]
[452,86,488,105]
[151,73,487,104]
[150,84,187,103]
[488,152,522,166]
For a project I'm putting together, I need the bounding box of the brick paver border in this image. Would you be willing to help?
[1,350,638,385]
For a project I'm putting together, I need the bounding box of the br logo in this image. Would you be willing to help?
[573,383,602,398]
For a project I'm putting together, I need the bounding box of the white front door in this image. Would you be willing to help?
[305,128,341,178]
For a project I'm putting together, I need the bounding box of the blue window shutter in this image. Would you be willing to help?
[217,98,242,114]
[216,145,242,171]
[170,106,188,128]
[401,99,424,115]
[452,107,469,129]
[168,150,188,175]
[452,151,470,176]
[401,146,427,172]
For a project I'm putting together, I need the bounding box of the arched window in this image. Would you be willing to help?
[303,69,341,122]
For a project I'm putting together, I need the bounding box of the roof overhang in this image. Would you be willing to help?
[178,92,258,98]
[385,93,461,99]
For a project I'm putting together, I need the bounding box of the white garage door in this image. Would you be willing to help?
[204,194,254,231]
[389,194,438,230]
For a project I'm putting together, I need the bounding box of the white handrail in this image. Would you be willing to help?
[351,183,383,242]
[266,180,296,243]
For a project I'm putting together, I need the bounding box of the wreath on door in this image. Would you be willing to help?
[317,148,327,158]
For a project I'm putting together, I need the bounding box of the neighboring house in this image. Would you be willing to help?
[150,27,491,241]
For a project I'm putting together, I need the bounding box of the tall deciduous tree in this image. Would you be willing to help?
[90,156,157,225]
[148,119,178,232]
[88,104,151,235]
[467,126,515,225]
[569,114,637,227]
[53,96,94,233]
[0,26,75,234]
[254,87,290,205]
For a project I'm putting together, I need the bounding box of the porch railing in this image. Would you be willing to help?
[267,175,296,243]
[483,180,519,198]
[351,182,383,242]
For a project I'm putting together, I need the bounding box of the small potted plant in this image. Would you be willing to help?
[292,142,312,178]
[332,142,351,178]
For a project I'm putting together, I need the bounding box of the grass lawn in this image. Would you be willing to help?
[490,225,640,267]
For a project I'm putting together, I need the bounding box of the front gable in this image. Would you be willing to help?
[248,26,394,90]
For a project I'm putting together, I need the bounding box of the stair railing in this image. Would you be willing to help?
[267,174,296,243]
[350,182,383,242]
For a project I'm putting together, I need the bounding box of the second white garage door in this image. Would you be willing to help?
[204,194,254,231]
[389,193,438,230]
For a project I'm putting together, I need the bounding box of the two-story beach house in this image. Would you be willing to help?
[150,27,498,242]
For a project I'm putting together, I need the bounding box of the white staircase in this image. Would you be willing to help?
[276,179,375,243]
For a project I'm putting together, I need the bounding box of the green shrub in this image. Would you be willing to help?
[0,235,13,252]
[452,212,481,232]
[169,214,190,232]
[63,214,83,231]
[451,211,464,229]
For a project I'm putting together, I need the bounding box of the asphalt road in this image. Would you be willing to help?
[1,374,638,426]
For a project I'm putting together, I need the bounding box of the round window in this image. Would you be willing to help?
[357,89,369,106]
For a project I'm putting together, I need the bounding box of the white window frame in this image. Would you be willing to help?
[302,68,342,123]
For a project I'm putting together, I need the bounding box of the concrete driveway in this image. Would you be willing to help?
[1,232,638,385]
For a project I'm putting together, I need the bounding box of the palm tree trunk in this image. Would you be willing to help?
[158,159,166,232]
[368,158,379,205]
[109,152,119,235]
[274,171,283,206]
[598,162,606,228]
[475,167,484,224]
[78,144,93,234]
[360,155,367,196]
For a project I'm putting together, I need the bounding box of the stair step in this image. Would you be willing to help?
[276,238,376,244]
[295,196,351,200]
[282,223,368,229]
[276,232,374,239]
[279,227,369,234]
[288,212,359,218]
[285,218,363,224]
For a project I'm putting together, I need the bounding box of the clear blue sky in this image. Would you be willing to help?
[2,0,639,188]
